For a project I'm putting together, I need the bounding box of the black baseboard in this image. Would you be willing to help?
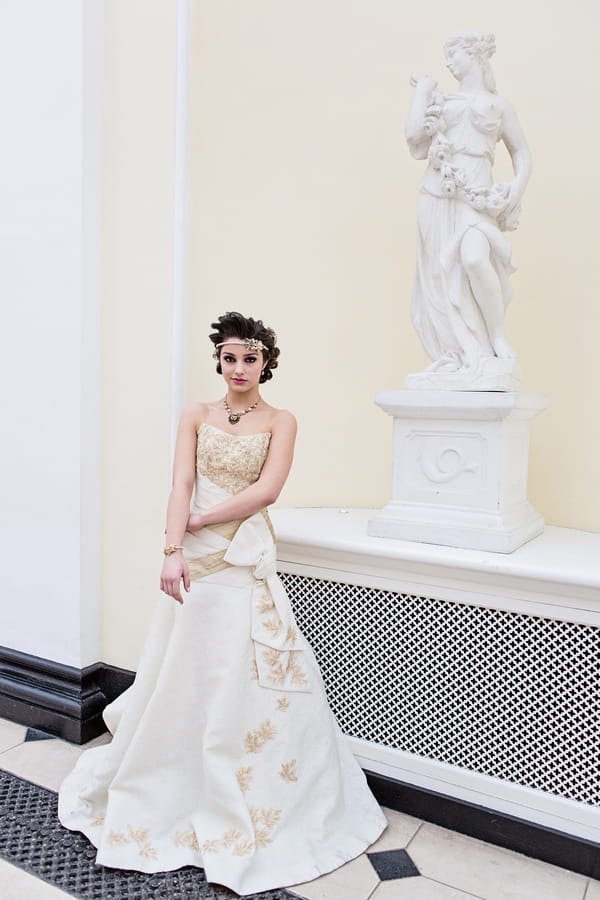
[365,770,600,881]
[0,646,134,745]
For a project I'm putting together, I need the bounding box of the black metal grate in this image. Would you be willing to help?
[281,572,600,806]
[0,768,295,900]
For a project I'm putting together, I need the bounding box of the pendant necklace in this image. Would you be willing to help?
[224,396,260,424]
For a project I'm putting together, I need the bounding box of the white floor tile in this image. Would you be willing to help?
[0,858,71,899]
[0,737,88,791]
[0,718,26,753]
[586,880,600,900]
[409,823,588,900]
[367,807,422,852]
[290,852,379,900]
[372,876,481,899]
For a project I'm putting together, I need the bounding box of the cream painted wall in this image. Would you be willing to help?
[100,1,177,666]
[100,0,599,669]
[186,0,600,530]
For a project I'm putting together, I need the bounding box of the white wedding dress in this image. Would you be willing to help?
[58,423,386,896]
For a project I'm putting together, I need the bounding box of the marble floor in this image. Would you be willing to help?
[0,717,597,900]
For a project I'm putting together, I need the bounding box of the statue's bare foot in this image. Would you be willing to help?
[426,352,461,373]
[491,335,517,359]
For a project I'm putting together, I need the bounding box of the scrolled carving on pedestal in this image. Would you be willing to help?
[417,440,480,485]
[405,32,532,392]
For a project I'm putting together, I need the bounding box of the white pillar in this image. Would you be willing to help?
[0,1,103,670]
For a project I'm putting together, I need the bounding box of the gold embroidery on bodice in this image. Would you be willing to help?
[197,423,271,494]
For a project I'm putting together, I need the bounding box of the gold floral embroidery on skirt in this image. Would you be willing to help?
[236,766,253,793]
[108,826,157,859]
[244,719,277,753]
[279,760,298,783]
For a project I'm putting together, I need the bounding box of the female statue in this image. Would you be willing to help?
[405,32,531,389]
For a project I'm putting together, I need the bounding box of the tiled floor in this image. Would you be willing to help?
[0,716,597,900]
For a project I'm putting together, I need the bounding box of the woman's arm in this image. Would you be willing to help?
[160,404,200,604]
[188,410,297,529]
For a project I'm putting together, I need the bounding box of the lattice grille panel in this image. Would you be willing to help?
[279,573,600,806]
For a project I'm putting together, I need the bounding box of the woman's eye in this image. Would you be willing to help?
[244,356,257,364]
[223,355,235,363]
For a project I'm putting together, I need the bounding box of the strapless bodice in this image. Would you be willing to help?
[196,422,271,494]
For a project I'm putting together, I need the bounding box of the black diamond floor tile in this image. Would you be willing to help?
[0,768,294,899]
[24,727,58,742]
[367,848,420,880]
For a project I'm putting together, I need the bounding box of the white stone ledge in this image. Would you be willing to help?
[271,507,600,625]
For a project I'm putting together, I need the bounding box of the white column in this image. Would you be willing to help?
[0,0,103,668]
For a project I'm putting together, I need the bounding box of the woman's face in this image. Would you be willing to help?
[219,341,264,395]
[445,46,475,81]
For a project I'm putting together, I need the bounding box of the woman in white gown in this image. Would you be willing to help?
[58,311,386,896]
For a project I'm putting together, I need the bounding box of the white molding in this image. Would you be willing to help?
[80,0,105,666]
[170,0,191,461]
[272,508,600,626]
[348,737,600,844]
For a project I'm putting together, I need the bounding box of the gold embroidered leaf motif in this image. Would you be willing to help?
[254,827,273,849]
[258,594,275,614]
[108,830,128,846]
[262,617,283,637]
[233,839,255,856]
[279,759,298,783]
[128,826,157,859]
[108,826,157,858]
[91,815,105,826]
[276,697,290,712]
[286,626,298,644]
[263,650,287,686]
[202,838,221,854]
[263,648,282,666]
[257,807,282,829]
[220,829,242,848]
[173,829,200,851]
[250,658,259,680]
[236,766,253,793]
[249,806,261,825]
[244,719,277,753]
[289,654,308,686]
[259,719,277,741]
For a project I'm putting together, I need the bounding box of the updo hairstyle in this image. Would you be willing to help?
[444,31,497,94]
[209,311,280,384]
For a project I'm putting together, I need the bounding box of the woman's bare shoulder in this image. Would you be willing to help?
[268,407,297,434]
[179,401,215,430]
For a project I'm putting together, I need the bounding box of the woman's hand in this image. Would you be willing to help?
[160,554,190,605]
[186,512,204,532]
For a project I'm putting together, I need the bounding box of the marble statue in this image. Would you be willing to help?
[405,32,531,391]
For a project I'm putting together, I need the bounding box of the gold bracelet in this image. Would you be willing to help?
[163,544,184,556]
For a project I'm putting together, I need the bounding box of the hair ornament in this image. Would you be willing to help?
[215,338,267,352]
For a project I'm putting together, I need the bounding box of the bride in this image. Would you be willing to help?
[58,311,386,896]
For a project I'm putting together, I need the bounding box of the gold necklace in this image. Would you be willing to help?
[223,395,260,424]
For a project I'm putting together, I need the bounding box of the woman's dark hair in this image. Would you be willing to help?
[209,311,280,383]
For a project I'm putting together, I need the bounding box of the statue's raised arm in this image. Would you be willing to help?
[405,32,532,392]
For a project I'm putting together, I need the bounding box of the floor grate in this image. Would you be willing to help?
[0,768,294,900]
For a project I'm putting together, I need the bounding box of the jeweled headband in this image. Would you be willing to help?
[215,338,267,352]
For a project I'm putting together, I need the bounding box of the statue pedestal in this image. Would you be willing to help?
[368,391,548,553]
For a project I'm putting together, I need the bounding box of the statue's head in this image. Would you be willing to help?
[444,32,497,94]
[209,311,280,383]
